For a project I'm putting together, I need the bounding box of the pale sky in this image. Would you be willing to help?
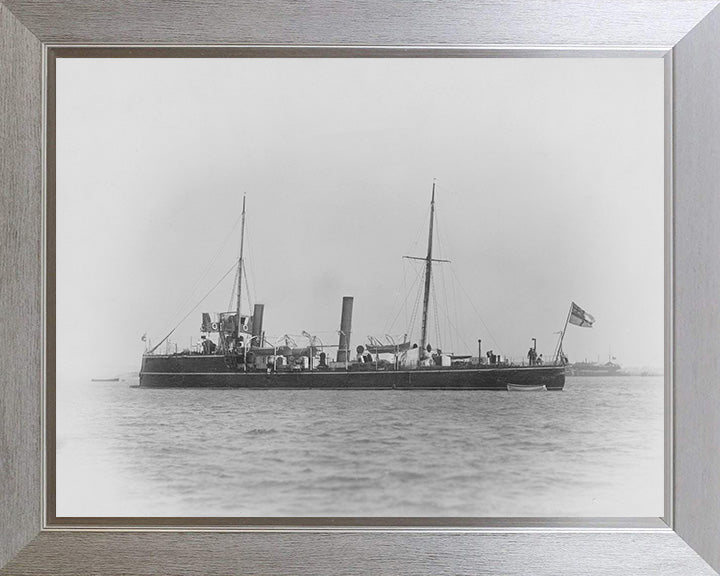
[56,57,664,380]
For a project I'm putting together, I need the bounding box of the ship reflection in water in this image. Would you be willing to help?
[56,375,664,517]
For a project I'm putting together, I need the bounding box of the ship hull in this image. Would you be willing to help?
[140,355,565,390]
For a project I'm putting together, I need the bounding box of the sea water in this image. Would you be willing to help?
[56,376,664,517]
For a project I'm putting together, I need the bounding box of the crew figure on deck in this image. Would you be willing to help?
[527,347,537,366]
[200,335,217,355]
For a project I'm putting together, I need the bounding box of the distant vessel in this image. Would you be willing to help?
[566,359,624,377]
[140,184,566,390]
[91,378,120,382]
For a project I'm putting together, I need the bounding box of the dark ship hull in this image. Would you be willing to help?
[140,355,565,390]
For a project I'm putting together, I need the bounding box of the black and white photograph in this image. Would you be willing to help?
[55,56,664,518]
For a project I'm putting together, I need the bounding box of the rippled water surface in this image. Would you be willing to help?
[56,376,663,517]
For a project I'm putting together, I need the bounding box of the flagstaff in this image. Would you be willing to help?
[554,302,595,363]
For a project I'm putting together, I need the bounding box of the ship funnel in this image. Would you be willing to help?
[337,296,354,363]
[251,304,264,347]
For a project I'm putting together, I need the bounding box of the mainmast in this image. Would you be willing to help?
[236,194,247,339]
[402,181,449,359]
[419,182,436,357]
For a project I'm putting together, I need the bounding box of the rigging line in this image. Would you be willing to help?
[431,271,441,350]
[434,201,491,356]
[448,264,504,356]
[386,270,423,335]
[401,257,408,333]
[395,198,435,340]
[243,260,253,314]
[434,221,454,352]
[439,301,474,355]
[434,201,463,341]
[159,213,243,335]
[404,202,433,256]
[381,263,408,336]
[434,210,455,353]
[174,214,242,316]
[406,271,424,342]
[385,261,424,335]
[227,265,239,314]
[451,258,461,355]
[293,330,351,336]
[430,269,476,353]
[439,262,453,353]
[398,256,423,335]
[406,265,425,338]
[433,204,457,264]
[148,261,239,355]
[244,221,259,314]
[434,248,471,353]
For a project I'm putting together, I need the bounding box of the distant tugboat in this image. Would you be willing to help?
[140,184,567,390]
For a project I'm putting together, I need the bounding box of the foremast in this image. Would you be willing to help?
[236,194,247,342]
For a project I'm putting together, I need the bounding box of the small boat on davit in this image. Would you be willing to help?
[140,184,569,390]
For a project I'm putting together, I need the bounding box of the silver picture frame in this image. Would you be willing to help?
[2,1,720,574]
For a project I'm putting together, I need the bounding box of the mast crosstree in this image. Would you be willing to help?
[403,181,450,358]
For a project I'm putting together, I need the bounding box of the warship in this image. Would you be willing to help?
[139,184,567,390]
